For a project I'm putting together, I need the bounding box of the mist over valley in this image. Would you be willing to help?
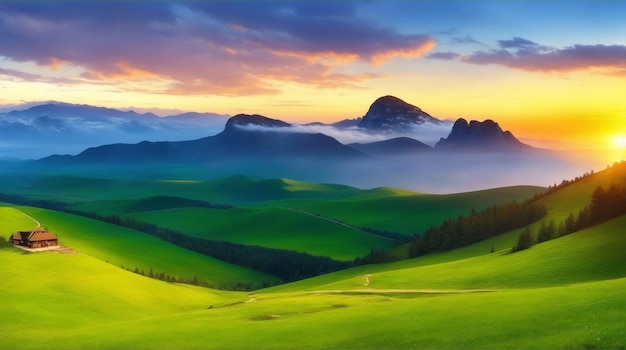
[0,96,607,193]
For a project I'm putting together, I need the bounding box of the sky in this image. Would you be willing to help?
[1,0,625,154]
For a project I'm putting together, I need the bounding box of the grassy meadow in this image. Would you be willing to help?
[1,205,279,289]
[2,208,626,349]
[126,206,393,260]
[2,163,626,349]
[261,185,545,235]
[1,172,544,259]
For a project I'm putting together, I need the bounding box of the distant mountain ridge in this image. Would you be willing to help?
[3,97,537,162]
[41,114,363,164]
[349,137,432,156]
[0,102,229,158]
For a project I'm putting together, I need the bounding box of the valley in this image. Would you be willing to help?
[2,161,626,349]
[2,2,624,348]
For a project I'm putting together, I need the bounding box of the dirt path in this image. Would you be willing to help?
[245,295,256,303]
[363,274,371,286]
[286,208,373,235]
[24,213,41,228]
[309,288,498,295]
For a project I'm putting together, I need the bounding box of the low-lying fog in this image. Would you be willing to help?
[234,154,611,193]
[2,120,622,193]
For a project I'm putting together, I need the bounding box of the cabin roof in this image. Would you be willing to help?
[29,232,58,241]
[12,227,58,241]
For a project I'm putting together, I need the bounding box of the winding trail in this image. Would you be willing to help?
[309,289,498,295]
[24,213,41,228]
[363,274,372,287]
[286,208,379,237]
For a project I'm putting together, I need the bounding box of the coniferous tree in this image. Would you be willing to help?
[514,226,534,252]
[537,220,556,243]
[564,213,576,235]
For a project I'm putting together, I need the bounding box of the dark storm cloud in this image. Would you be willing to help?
[0,1,435,95]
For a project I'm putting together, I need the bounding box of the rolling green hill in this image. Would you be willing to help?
[535,163,626,222]
[2,212,625,349]
[0,173,364,205]
[2,163,626,349]
[260,185,545,235]
[126,206,393,260]
[0,205,279,289]
[0,172,544,261]
[69,195,229,216]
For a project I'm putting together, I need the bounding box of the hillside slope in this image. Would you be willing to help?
[2,163,626,349]
[2,214,625,349]
[0,173,364,205]
[126,206,393,261]
[1,205,278,289]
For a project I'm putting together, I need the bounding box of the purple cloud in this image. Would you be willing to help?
[451,35,483,46]
[426,52,461,60]
[0,1,435,95]
[497,37,540,49]
[0,66,85,85]
[427,36,626,75]
[464,41,626,73]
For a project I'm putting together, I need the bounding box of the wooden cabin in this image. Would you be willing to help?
[11,227,58,249]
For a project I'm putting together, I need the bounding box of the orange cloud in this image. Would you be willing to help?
[269,49,359,65]
[372,38,436,66]
[46,57,65,70]
[82,62,159,81]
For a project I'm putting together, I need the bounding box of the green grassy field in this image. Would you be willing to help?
[2,164,626,349]
[1,172,543,260]
[256,185,545,235]
[126,206,393,260]
[0,173,364,205]
[2,211,625,349]
[0,205,279,289]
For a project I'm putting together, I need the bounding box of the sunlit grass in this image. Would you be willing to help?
[2,242,625,349]
[126,206,393,260]
[2,167,626,349]
[1,205,279,288]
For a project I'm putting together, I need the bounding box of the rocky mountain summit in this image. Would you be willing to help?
[435,118,529,151]
[223,114,292,133]
[358,95,441,132]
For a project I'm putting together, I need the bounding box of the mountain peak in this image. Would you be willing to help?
[358,95,441,131]
[223,114,292,133]
[373,95,414,107]
[435,118,528,151]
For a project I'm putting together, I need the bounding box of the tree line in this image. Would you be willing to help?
[513,182,626,252]
[407,200,547,258]
[84,214,353,282]
[119,265,272,291]
[0,193,352,284]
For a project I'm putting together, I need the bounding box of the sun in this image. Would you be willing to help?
[612,135,626,149]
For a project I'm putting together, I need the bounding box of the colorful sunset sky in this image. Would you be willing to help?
[1,1,625,153]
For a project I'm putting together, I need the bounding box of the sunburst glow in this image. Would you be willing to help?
[612,135,626,149]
